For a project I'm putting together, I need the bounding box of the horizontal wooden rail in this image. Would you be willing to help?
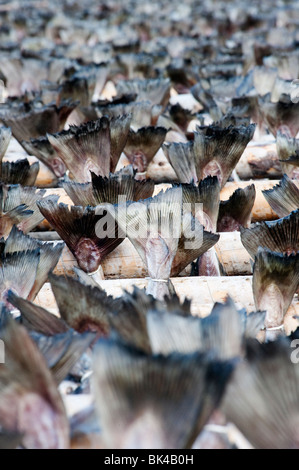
[50,232,251,278]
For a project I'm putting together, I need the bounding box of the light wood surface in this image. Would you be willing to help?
[52,232,252,278]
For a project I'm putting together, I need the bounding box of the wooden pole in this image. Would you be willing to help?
[51,232,251,278]
[215,232,252,275]
[53,238,191,278]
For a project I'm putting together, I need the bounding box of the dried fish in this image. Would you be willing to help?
[92,338,234,449]
[252,248,299,335]
[0,315,69,448]
[263,175,299,218]
[217,185,256,232]
[37,199,123,274]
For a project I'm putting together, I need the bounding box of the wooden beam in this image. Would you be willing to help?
[215,232,252,275]
[52,232,252,278]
